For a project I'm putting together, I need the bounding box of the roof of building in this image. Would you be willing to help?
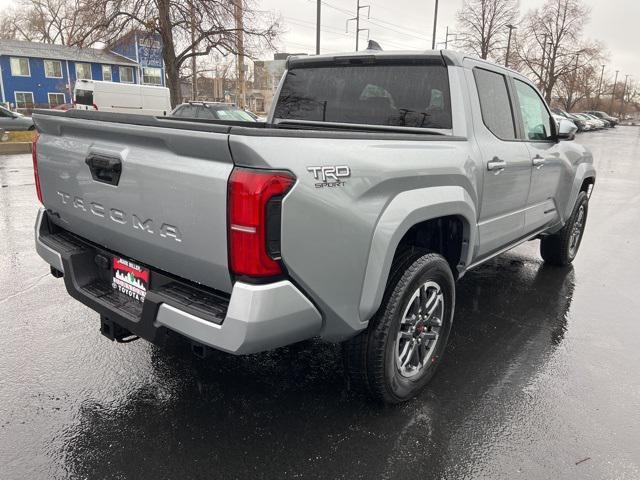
[0,39,138,66]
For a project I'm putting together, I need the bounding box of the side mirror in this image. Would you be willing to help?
[557,118,577,141]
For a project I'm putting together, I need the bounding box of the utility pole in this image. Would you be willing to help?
[346,1,370,51]
[316,0,321,55]
[505,24,516,67]
[619,74,630,119]
[443,26,457,49]
[431,0,439,50]
[595,64,605,109]
[234,0,246,108]
[609,70,619,116]
[190,0,197,100]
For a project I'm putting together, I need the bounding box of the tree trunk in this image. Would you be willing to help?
[157,0,181,108]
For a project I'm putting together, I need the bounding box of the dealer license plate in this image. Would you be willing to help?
[111,257,149,304]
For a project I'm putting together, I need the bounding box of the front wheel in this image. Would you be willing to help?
[343,252,455,404]
[540,191,589,266]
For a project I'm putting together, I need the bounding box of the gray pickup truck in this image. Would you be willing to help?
[33,50,595,403]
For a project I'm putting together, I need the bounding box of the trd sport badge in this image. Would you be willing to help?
[307,165,351,188]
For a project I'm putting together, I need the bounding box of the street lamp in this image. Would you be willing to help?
[505,24,517,68]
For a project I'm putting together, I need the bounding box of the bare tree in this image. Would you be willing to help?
[555,61,601,111]
[2,0,120,46]
[455,0,519,60]
[95,0,280,107]
[2,0,280,107]
[514,0,601,103]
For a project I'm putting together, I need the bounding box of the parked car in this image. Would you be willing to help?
[243,109,267,122]
[552,108,586,132]
[586,110,618,126]
[573,113,599,130]
[74,79,171,116]
[32,50,595,403]
[0,105,34,130]
[581,113,607,129]
[170,102,258,122]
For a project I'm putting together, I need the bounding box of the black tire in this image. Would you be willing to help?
[343,251,455,404]
[540,191,589,266]
[28,125,35,131]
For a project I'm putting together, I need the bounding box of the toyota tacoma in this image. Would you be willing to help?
[32,50,595,403]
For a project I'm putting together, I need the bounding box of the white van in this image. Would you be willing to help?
[74,79,171,116]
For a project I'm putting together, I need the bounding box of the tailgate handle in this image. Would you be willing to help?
[85,154,122,186]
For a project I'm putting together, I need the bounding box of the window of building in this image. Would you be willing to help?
[513,79,554,141]
[102,65,112,82]
[120,66,134,83]
[75,63,92,80]
[15,92,34,109]
[473,68,517,140]
[44,59,63,78]
[10,57,30,77]
[142,67,162,85]
[48,93,65,107]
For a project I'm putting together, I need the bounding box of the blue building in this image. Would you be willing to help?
[0,32,165,112]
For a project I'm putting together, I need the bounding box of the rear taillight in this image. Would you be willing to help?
[32,133,42,203]
[228,167,295,278]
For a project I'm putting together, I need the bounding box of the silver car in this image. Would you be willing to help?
[0,105,35,131]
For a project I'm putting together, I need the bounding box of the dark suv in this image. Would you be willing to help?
[586,111,618,127]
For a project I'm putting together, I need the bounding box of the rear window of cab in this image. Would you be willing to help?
[274,62,452,130]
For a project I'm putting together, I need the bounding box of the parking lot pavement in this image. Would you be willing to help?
[1,128,640,480]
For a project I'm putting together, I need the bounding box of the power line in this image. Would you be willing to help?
[363,18,430,43]
[285,16,348,36]
[321,0,431,43]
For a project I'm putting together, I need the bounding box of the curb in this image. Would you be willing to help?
[0,142,33,155]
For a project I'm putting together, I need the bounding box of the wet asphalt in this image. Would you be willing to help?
[1,127,639,480]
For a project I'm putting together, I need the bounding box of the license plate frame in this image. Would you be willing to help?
[111,256,150,304]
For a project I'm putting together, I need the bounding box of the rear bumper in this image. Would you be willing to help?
[34,208,322,354]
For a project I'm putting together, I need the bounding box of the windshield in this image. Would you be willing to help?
[213,108,255,122]
[274,62,452,130]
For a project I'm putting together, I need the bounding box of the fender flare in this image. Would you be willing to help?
[563,163,596,220]
[358,186,477,323]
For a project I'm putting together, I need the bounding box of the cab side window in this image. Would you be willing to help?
[473,68,517,140]
[514,79,553,141]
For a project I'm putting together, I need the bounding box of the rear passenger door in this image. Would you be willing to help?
[511,78,563,233]
[470,65,532,258]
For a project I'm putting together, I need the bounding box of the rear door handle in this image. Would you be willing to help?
[532,155,546,168]
[85,153,123,186]
[487,157,507,174]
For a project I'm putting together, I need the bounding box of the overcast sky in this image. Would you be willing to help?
[0,0,637,81]
[261,0,639,82]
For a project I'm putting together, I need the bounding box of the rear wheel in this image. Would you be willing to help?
[540,191,589,265]
[344,251,455,403]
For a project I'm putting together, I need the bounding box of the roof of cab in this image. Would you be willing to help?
[286,50,465,69]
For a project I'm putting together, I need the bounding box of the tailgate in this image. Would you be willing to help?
[34,112,233,293]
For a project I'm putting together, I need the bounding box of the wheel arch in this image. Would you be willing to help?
[563,164,596,220]
[358,186,477,323]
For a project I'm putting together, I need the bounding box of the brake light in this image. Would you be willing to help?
[228,167,295,278]
[32,133,42,203]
